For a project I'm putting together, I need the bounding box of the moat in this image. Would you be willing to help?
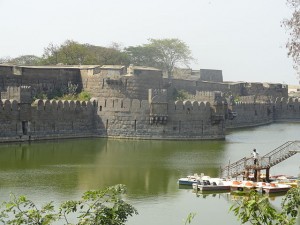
[0,122,299,225]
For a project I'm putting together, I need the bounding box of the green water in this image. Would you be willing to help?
[0,123,299,224]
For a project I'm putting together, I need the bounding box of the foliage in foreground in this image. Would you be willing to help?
[0,184,138,225]
[230,188,300,225]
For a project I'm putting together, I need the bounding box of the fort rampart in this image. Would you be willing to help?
[96,98,224,139]
[0,64,298,142]
[273,97,300,121]
[0,96,299,142]
[0,99,98,142]
[226,97,300,128]
[0,97,225,142]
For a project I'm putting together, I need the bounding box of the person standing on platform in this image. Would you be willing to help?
[252,148,258,165]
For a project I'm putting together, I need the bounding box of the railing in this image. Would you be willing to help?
[220,157,247,178]
[220,141,300,178]
[260,141,300,168]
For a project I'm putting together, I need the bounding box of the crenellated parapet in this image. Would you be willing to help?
[32,99,97,111]
[94,97,218,124]
[0,99,19,112]
[96,97,150,112]
[273,97,300,116]
[173,100,211,111]
[231,102,272,111]
[274,97,299,104]
[195,91,216,96]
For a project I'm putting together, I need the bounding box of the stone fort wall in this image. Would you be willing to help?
[0,65,164,102]
[0,66,83,97]
[0,96,225,141]
[226,97,300,128]
[0,99,98,142]
[0,64,297,142]
[226,103,273,128]
[0,65,288,102]
[168,78,288,100]
[95,98,224,139]
[273,97,300,121]
[0,96,299,142]
[81,70,163,100]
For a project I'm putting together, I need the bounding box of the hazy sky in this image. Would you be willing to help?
[0,0,299,84]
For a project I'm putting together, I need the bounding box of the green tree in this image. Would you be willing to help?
[0,184,137,225]
[230,188,300,225]
[126,38,194,79]
[147,38,194,80]
[41,40,129,66]
[125,45,158,68]
[86,44,130,65]
[42,43,60,65]
[49,40,93,65]
[8,55,42,65]
[0,55,42,65]
[0,194,57,225]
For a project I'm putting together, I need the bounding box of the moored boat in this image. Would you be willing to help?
[256,182,292,194]
[273,176,299,188]
[230,180,256,194]
[178,173,201,186]
[192,176,232,192]
[178,177,199,186]
[193,182,231,192]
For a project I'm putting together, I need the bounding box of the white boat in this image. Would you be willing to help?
[230,180,256,194]
[178,177,199,186]
[192,176,232,192]
[178,174,202,186]
[256,182,292,194]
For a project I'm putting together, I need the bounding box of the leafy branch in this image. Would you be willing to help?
[0,184,137,225]
[230,188,300,225]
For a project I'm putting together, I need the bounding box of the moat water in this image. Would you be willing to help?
[0,123,300,225]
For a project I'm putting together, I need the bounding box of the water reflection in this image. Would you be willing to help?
[0,123,299,225]
[0,139,227,198]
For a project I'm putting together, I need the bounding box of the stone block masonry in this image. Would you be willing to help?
[0,96,226,142]
[225,97,300,129]
[96,97,225,140]
[0,64,298,142]
[225,102,273,128]
[273,97,300,122]
[0,99,99,142]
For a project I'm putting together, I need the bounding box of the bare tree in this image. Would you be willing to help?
[283,0,300,81]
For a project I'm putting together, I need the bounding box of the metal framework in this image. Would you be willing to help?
[220,141,300,180]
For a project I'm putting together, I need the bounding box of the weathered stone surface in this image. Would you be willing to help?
[0,64,298,142]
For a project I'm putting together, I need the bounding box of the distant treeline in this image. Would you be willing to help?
[0,39,194,77]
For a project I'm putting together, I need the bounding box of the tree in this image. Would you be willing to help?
[0,56,12,64]
[0,184,138,225]
[86,45,130,66]
[125,45,158,68]
[44,40,92,65]
[283,0,300,80]
[230,188,300,225]
[42,43,60,65]
[125,38,194,79]
[8,55,42,65]
[41,40,129,66]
